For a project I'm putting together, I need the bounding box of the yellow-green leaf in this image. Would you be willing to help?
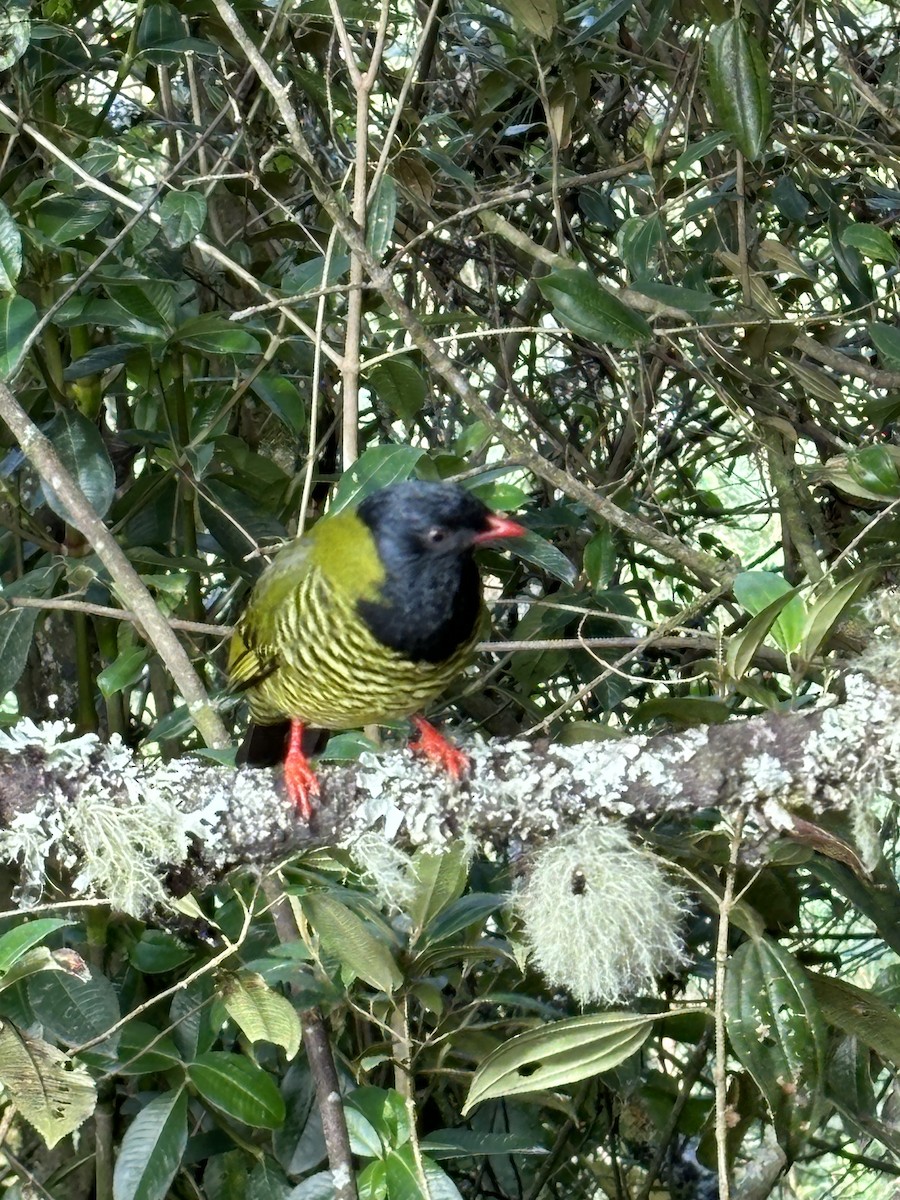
[0,1023,96,1148]
[220,971,301,1060]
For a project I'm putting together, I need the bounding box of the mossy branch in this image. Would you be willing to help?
[0,670,892,914]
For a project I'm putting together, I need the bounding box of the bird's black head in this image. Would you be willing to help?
[358,480,504,561]
[356,480,524,662]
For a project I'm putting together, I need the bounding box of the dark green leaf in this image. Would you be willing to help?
[43,408,116,524]
[537,268,652,348]
[366,175,397,260]
[0,919,72,975]
[869,323,900,368]
[32,197,109,244]
[366,356,427,424]
[29,968,120,1047]
[130,930,192,974]
[328,445,425,514]
[0,564,62,696]
[97,646,149,697]
[302,893,402,993]
[0,200,22,291]
[725,936,826,1153]
[115,1022,183,1076]
[158,190,207,247]
[188,1052,285,1128]
[421,1129,548,1159]
[463,1012,657,1114]
[0,293,37,377]
[841,224,898,264]
[707,19,772,160]
[169,314,261,355]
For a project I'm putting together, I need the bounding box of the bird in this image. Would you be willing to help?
[228,479,526,818]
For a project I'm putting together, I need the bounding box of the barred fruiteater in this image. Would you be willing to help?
[228,480,526,818]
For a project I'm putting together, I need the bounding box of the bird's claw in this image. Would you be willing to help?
[409,717,471,781]
[284,720,320,820]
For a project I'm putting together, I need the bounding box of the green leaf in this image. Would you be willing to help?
[840,224,898,265]
[130,930,192,974]
[668,131,728,177]
[497,0,558,38]
[583,528,617,590]
[845,443,900,498]
[383,1145,464,1199]
[0,2,30,71]
[97,646,149,697]
[420,1129,548,1159]
[462,1012,657,1115]
[366,356,427,424]
[28,967,120,1047]
[807,972,900,1069]
[799,568,876,662]
[0,1023,96,1149]
[43,408,116,525]
[169,314,261,355]
[0,919,73,975]
[421,893,504,943]
[732,571,805,653]
[282,254,350,295]
[302,893,402,994]
[32,197,109,244]
[250,373,305,434]
[0,199,22,291]
[0,564,62,697]
[537,268,652,349]
[188,1052,285,1128]
[328,445,425,515]
[511,531,577,585]
[272,1059,326,1175]
[409,845,470,937]
[366,175,397,260]
[0,293,37,378]
[707,18,772,161]
[725,936,826,1153]
[112,1087,187,1200]
[114,1022,183,1076]
[220,971,302,1059]
[158,190,207,247]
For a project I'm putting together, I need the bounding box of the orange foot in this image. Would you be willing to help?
[409,716,470,781]
[284,720,320,821]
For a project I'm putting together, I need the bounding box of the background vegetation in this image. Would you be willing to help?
[0,0,899,1195]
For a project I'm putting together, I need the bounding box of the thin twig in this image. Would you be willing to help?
[714,814,745,1200]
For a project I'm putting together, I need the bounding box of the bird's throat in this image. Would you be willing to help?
[356,554,481,663]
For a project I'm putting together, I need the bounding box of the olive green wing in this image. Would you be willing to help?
[227,538,313,692]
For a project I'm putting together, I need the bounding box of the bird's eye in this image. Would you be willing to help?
[425,527,447,545]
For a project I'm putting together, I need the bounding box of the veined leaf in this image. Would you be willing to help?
[0,1023,96,1149]
[538,268,651,348]
[188,1052,285,1129]
[112,1087,187,1200]
[725,936,826,1153]
[707,18,772,161]
[302,893,402,994]
[462,1011,659,1114]
[220,971,302,1059]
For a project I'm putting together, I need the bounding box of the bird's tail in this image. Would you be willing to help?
[237,721,327,766]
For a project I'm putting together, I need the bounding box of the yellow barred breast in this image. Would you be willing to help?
[234,565,480,729]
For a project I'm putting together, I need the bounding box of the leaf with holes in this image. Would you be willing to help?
[0,1023,96,1149]
[725,936,826,1153]
[462,1012,657,1114]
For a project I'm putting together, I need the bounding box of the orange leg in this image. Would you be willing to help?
[409,716,470,780]
[283,720,320,820]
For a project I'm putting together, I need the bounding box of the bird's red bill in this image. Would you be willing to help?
[472,513,527,544]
